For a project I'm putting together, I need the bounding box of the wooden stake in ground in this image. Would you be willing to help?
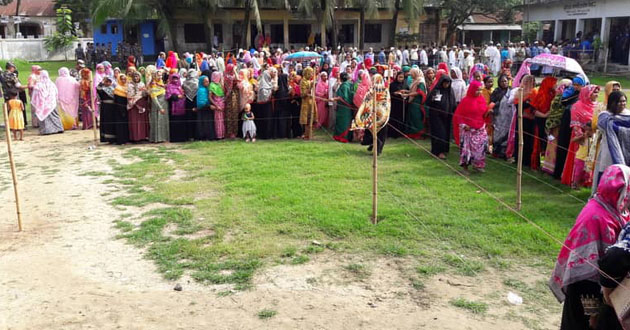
[3,103,23,231]
[90,80,98,146]
[516,88,524,210]
[372,89,378,225]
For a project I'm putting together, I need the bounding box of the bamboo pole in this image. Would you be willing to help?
[3,102,23,231]
[91,79,98,146]
[372,89,378,225]
[516,88,524,211]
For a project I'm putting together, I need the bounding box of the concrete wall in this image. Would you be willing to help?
[524,0,630,22]
[0,38,93,61]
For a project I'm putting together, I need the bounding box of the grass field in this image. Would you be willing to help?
[92,132,590,290]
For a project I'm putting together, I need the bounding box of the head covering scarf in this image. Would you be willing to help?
[531,76,558,114]
[276,73,290,99]
[183,69,199,102]
[549,164,630,302]
[438,62,449,73]
[605,81,621,106]
[424,68,436,91]
[408,68,426,103]
[165,51,178,69]
[166,74,186,115]
[216,56,226,73]
[512,58,532,88]
[429,70,448,94]
[563,76,586,98]
[197,75,210,108]
[32,70,58,121]
[80,68,92,100]
[98,77,115,99]
[257,69,274,103]
[223,63,236,98]
[145,65,157,87]
[55,67,80,119]
[210,71,225,97]
[114,74,128,97]
[238,69,254,109]
[468,63,487,84]
[453,80,487,144]
[353,70,372,108]
[570,84,599,128]
[127,56,136,69]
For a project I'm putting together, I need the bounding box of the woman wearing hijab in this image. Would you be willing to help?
[274,72,292,139]
[79,68,94,130]
[97,76,117,143]
[196,75,216,140]
[299,67,317,140]
[450,67,466,103]
[253,68,274,139]
[528,76,558,170]
[388,71,408,138]
[542,79,573,174]
[315,71,330,129]
[289,72,303,138]
[28,65,41,128]
[223,64,240,139]
[112,74,129,144]
[92,63,107,121]
[32,70,63,135]
[506,75,538,167]
[453,80,489,172]
[490,74,515,158]
[561,85,600,186]
[165,51,177,70]
[166,74,187,142]
[554,77,586,179]
[127,71,149,142]
[147,70,170,143]
[55,67,80,130]
[425,71,457,159]
[333,72,355,143]
[424,68,436,93]
[327,67,340,131]
[403,68,427,139]
[549,164,630,330]
[182,69,199,141]
[209,71,226,139]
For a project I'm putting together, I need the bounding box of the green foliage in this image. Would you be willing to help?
[257,309,277,319]
[450,298,488,314]
[44,8,77,54]
[441,0,521,43]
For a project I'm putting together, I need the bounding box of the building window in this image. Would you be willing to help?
[289,24,310,43]
[184,24,206,43]
[111,24,118,35]
[213,24,223,43]
[100,24,107,34]
[270,24,283,44]
[364,24,382,43]
[340,24,354,44]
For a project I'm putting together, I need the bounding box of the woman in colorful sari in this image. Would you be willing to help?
[490,74,513,158]
[300,67,316,139]
[388,71,408,138]
[289,72,303,138]
[255,68,276,139]
[92,63,107,119]
[79,68,94,130]
[554,77,586,179]
[549,164,630,330]
[127,71,149,142]
[425,71,457,159]
[530,76,558,170]
[28,65,41,128]
[453,80,488,172]
[166,74,187,142]
[589,82,622,191]
[55,67,79,130]
[195,75,216,141]
[561,85,600,186]
[314,71,330,129]
[182,69,199,141]
[592,91,630,193]
[32,70,63,135]
[223,64,240,139]
[147,69,170,143]
[327,67,340,131]
[97,76,117,143]
[333,72,355,143]
[112,74,129,145]
[506,75,537,166]
[403,67,427,139]
[210,71,226,139]
[424,68,436,93]
[543,79,573,174]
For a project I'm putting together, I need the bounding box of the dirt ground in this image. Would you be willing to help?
[0,130,560,330]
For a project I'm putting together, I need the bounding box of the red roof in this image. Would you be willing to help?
[0,0,56,17]
[470,12,523,24]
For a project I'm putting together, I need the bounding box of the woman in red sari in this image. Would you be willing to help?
[453,80,489,172]
[530,76,557,170]
[561,85,600,186]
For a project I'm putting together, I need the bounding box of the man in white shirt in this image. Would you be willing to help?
[438,46,448,64]
[410,45,419,66]
[395,46,403,67]
[365,47,375,63]
[484,41,501,75]
[462,50,474,76]
[419,46,428,67]
[508,42,515,61]
[448,46,457,68]
[402,46,410,66]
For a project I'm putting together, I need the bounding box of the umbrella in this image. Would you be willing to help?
[285,51,322,62]
[530,54,584,73]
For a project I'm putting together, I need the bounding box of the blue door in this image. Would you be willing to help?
[140,22,156,56]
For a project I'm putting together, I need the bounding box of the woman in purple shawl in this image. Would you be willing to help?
[166,74,188,142]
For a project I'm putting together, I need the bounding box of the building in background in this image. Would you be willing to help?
[458,13,522,46]
[93,20,162,57]
[0,0,57,39]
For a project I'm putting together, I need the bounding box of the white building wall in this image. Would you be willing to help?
[524,0,630,22]
[0,38,93,61]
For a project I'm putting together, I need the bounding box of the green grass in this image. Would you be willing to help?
[343,263,371,280]
[257,309,277,319]
[589,73,630,90]
[92,133,590,290]
[450,298,489,314]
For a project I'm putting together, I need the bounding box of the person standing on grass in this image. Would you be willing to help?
[333,72,355,143]
[550,164,630,330]
[146,66,170,143]
[453,80,489,173]
[32,70,63,135]
[425,71,457,159]
[27,65,42,128]
[127,71,149,142]
[402,68,427,140]
[7,90,24,141]
[165,74,187,143]
[56,67,80,130]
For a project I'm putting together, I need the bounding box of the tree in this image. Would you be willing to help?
[440,0,519,45]
[235,0,287,49]
[297,0,336,48]
[44,7,78,60]
[183,0,221,50]
[54,0,92,36]
[390,0,424,47]
[352,0,377,50]
[91,0,182,52]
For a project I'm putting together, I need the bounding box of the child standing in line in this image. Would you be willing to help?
[7,90,25,141]
[571,122,593,189]
[242,103,256,142]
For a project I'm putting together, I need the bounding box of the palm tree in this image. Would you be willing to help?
[297,0,336,48]
[352,0,377,50]
[91,0,182,52]
[236,0,287,49]
[390,0,423,47]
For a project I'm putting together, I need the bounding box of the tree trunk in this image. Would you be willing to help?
[359,7,365,50]
[243,0,252,49]
[390,0,400,47]
[330,14,338,49]
[14,0,22,37]
[202,11,213,51]
[163,11,179,53]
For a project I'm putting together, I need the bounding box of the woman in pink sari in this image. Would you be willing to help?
[315,71,329,129]
[92,63,106,119]
[28,65,41,128]
[32,70,63,135]
[550,164,630,329]
[55,67,80,130]
[209,71,226,139]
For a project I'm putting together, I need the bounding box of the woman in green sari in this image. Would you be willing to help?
[333,72,355,143]
[147,67,170,143]
[403,67,427,139]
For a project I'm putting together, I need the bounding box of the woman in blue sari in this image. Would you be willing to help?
[195,75,216,140]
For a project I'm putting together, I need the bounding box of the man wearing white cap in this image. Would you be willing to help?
[462,49,474,75]
[448,45,457,68]
[485,41,501,75]
[366,47,375,63]
[419,45,428,67]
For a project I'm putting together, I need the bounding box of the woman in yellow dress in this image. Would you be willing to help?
[300,66,317,140]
